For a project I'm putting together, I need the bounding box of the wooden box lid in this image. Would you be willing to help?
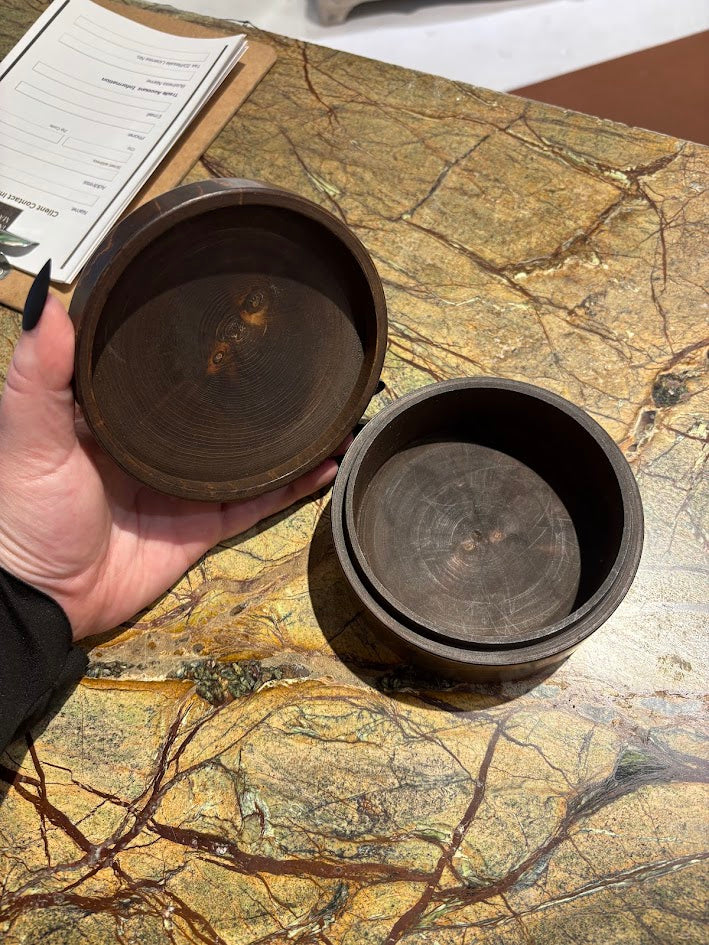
[69,179,387,501]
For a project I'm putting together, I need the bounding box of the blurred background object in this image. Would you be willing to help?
[151,0,709,143]
[317,0,373,24]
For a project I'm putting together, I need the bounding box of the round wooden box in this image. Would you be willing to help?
[69,179,387,501]
[332,379,644,681]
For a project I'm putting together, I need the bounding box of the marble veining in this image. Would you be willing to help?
[0,2,707,942]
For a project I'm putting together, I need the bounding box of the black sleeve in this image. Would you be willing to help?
[0,567,87,753]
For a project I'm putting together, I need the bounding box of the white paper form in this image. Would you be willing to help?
[0,0,246,283]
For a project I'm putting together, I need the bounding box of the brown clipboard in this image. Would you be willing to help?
[0,0,276,310]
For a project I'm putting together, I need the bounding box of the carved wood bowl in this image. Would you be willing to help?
[332,379,644,680]
[69,179,387,501]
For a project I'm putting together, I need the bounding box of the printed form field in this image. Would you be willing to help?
[0,0,245,281]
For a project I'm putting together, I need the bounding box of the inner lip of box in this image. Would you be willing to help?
[356,438,582,644]
[346,386,626,647]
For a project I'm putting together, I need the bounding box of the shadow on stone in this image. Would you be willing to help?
[0,674,84,809]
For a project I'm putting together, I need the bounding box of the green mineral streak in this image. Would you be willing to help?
[170,658,309,705]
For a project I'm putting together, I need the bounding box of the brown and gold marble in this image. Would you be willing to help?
[1,2,707,943]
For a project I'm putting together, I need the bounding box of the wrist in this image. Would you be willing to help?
[0,540,80,640]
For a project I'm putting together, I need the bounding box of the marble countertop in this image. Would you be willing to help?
[1,3,707,943]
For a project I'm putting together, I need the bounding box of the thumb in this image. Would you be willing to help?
[0,269,77,463]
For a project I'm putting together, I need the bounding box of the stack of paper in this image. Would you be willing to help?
[0,0,247,284]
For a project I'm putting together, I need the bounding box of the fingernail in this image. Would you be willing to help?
[22,259,51,331]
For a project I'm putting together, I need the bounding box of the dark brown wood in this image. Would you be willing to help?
[512,31,709,146]
[69,179,387,501]
[332,378,644,681]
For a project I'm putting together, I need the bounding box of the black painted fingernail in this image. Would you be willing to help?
[22,259,51,331]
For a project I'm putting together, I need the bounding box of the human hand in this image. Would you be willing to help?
[0,287,345,641]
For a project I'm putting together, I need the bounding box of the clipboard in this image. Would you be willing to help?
[0,0,276,310]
